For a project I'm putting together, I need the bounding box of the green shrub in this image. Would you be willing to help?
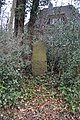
[43,18,80,113]
[0,32,33,108]
[0,57,22,108]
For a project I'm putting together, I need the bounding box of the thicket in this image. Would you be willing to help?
[44,18,80,112]
[0,32,32,108]
[0,18,80,113]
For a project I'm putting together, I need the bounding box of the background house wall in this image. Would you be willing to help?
[35,5,80,28]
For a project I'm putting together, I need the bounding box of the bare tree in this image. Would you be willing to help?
[28,0,39,50]
[8,0,17,34]
[14,0,26,37]
[28,0,50,49]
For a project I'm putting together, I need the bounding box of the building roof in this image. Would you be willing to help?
[36,5,80,26]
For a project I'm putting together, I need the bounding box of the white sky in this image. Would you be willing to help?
[51,0,72,6]
[5,0,80,15]
[5,0,80,16]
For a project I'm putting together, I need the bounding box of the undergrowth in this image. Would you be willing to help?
[0,19,80,114]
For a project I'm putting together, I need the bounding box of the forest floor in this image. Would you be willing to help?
[0,74,80,120]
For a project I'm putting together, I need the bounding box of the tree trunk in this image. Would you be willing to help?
[28,0,39,50]
[8,0,17,34]
[14,0,18,37]
[14,0,26,37]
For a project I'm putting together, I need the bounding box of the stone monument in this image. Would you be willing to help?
[32,40,47,75]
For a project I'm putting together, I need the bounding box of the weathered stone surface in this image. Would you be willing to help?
[32,40,47,75]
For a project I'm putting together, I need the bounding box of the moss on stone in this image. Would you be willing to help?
[32,40,47,75]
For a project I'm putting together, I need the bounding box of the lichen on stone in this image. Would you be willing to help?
[32,40,47,75]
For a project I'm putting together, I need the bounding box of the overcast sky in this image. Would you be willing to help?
[51,0,73,6]
[5,0,80,15]
[5,0,80,12]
